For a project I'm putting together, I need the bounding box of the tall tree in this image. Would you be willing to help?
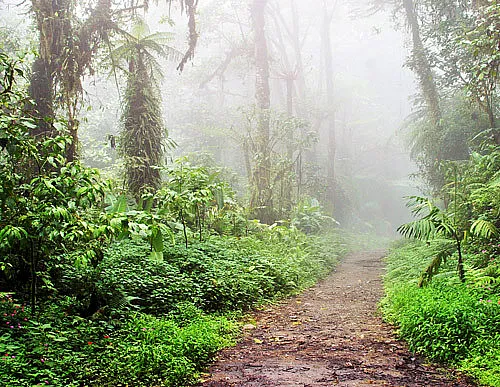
[29,0,115,161]
[321,0,336,214]
[250,0,273,224]
[402,0,441,125]
[113,19,179,200]
[27,0,198,161]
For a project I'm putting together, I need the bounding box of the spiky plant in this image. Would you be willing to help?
[113,18,180,200]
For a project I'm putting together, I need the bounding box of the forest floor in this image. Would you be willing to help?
[198,250,477,387]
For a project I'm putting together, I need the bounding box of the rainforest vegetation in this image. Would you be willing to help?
[0,0,499,386]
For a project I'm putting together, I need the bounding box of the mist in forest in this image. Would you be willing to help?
[1,0,420,235]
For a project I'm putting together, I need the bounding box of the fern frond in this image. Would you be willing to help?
[465,265,500,288]
[111,294,140,311]
[490,174,500,187]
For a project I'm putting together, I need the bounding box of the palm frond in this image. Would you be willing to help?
[145,31,175,45]
[142,38,183,62]
[399,195,458,240]
[404,195,435,217]
[397,218,436,240]
[418,248,454,287]
[470,219,498,238]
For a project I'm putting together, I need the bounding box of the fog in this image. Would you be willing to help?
[1,0,422,235]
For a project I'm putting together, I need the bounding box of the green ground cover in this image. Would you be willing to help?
[382,240,500,386]
[0,229,350,386]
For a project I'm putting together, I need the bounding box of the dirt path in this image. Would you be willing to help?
[199,250,476,387]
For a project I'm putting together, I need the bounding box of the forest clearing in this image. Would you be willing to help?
[1,0,500,386]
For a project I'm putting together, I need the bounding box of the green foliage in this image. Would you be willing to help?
[0,53,110,305]
[97,229,347,315]
[459,2,500,125]
[291,197,337,234]
[157,158,239,245]
[0,300,236,387]
[404,94,489,193]
[383,241,500,385]
[461,334,500,387]
[105,192,174,262]
[384,283,481,362]
[89,312,236,387]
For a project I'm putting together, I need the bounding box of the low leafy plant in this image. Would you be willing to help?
[383,241,500,385]
[97,228,346,315]
[291,197,337,234]
[0,302,237,387]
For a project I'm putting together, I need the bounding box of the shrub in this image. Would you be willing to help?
[383,241,500,385]
[0,304,236,387]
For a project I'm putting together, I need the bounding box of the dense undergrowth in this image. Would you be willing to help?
[0,53,359,386]
[382,240,500,386]
[0,229,353,387]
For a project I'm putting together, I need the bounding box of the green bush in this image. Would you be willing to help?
[97,228,347,315]
[89,313,236,386]
[0,303,236,387]
[462,334,500,386]
[383,241,500,385]
[291,197,337,234]
[385,283,480,362]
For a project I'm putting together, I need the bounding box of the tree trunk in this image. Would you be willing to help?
[456,238,465,283]
[290,0,306,101]
[322,3,336,215]
[251,0,274,224]
[28,58,55,139]
[29,0,62,140]
[402,0,441,125]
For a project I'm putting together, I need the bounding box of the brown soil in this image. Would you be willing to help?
[199,250,477,387]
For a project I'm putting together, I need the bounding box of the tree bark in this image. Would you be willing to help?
[250,0,274,224]
[322,3,336,215]
[289,0,306,101]
[402,0,441,125]
[28,58,55,139]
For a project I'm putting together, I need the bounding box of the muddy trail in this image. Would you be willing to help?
[199,250,476,387]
